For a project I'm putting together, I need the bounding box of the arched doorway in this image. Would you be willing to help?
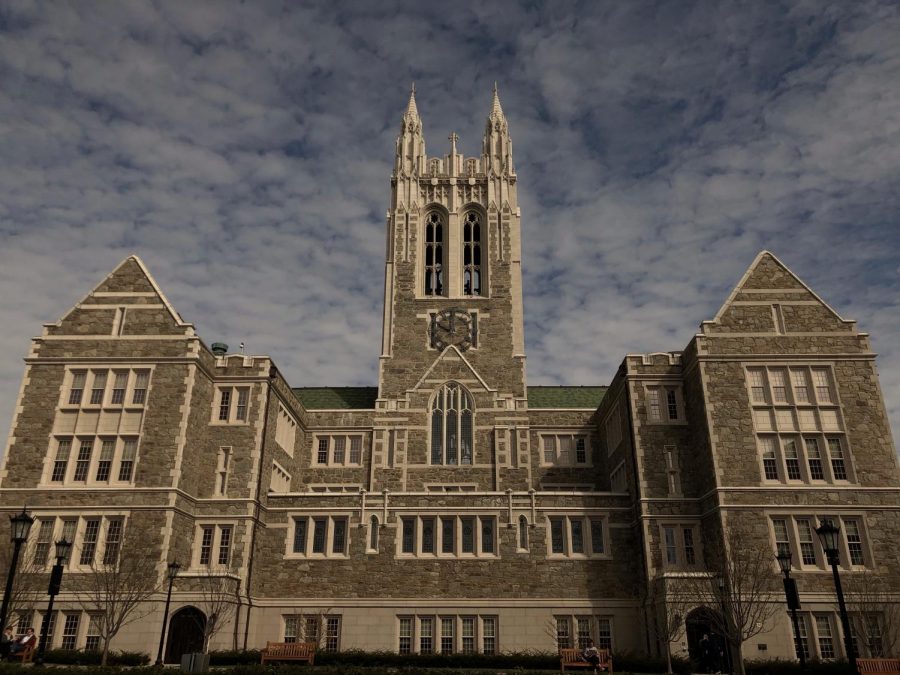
[686,607,729,673]
[164,606,206,664]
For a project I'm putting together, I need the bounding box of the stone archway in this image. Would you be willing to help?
[164,606,206,664]
[686,607,729,672]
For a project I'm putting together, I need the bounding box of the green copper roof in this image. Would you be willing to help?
[527,386,607,409]
[293,387,378,410]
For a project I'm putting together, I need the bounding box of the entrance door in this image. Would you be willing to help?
[686,607,730,673]
[164,606,206,664]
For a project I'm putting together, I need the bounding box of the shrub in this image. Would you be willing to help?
[746,658,856,675]
[209,649,263,665]
[36,648,150,666]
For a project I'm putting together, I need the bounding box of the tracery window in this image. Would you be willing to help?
[462,211,482,296]
[424,212,444,296]
[430,382,474,465]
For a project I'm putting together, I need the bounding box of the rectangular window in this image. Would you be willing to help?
[748,368,767,403]
[199,526,214,565]
[86,614,102,651]
[284,616,299,643]
[118,439,137,481]
[441,517,454,554]
[215,386,250,423]
[666,389,679,420]
[402,518,415,554]
[812,369,833,404]
[461,517,475,553]
[90,371,107,405]
[647,389,661,420]
[111,371,128,405]
[790,369,810,403]
[794,613,810,661]
[827,438,847,480]
[331,518,347,555]
[784,439,802,480]
[80,519,101,565]
[773,518,791,557]
[575,437,587,464]
[103,519,122,565]
[16,611,33,638]
[541,434,590,466]
[420,617,433,654]
[845,519,864,565]
[349,436,362,464]
[313,435,365,466]
[663,526,677,565]
[543,436,556,464]
[797,519,816,565]
[590,519,605,554]
[556,616,571,649]
[462,616,475,654]
[217,526,232,565]
[235,388,249,421]
[482,617,496,655]
[60,520,76,562]
[132,370,149,404]
[317,438,328,464]
[399,617,412,654]
[34,518,54,567]
[312,518,327,554]
[770,369,788,402]
[293,518,307,554]
[61,613,79,650]
[218,389,231,421]
[74,439,93,481]
[324,617,340,652]
[815,615,835,659]
[481,518,494,555]
[421,517,435,554]
[96,439,115,482]
[69,371,86,405]
[550,518,565,554]
[441,617,454,654]
[683,527,696,565]
[304,617,319,644]
[333,436,345,464]
[805,438,824,480]
[760,437,779,480]
[597,617,613,651]
[570,519,584,554]
[577,617,592,650]
[52,439,72,482]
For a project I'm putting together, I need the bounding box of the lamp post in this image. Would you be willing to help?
[815,522,856,672]
[34,539,72,666]
[0,507,34,631]
[155,560,181,666]
[776,552,806,668]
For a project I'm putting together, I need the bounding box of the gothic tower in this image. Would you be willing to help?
[378,85,526,404]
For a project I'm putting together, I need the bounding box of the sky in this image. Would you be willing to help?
[1,1,898,443]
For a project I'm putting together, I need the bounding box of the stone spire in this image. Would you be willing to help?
[483,83,513,176]
[395,83,425,177]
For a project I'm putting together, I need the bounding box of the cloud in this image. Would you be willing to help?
[0,0,898,449]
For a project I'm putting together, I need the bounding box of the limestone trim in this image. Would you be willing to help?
[241,597,642,608]
[410,345,495,395]
[72,304,166,310]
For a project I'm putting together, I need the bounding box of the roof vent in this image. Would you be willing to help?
[211,343,228,356]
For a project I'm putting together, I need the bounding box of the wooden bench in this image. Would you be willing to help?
[260,641,316,665]
[560,647,612,673]
[8,642,35,664]
[858,658,900,675]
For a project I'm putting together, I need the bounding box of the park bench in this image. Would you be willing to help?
[7,642,35,664]
[560,647,612,673]
[260,641,316,665]
[858,658,900,675]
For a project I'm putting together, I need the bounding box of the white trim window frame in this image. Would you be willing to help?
[554,614,615,652]
[194,523,236,569]
[746,365,854,485]
[33,515,127,572]
[61,367,152,411]
[287,514,351,559]
[46,435,140,487]
[546,514,610,559]
[312,434,365,467]
[211,385,251,425]
[397,614,498,655]
[396,514,499,559]
[769,514,871,571]
[659,522,702,569]
[540,432,591,467]
[643,383,686,425]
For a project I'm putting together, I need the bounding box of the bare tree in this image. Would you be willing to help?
[71,523,160,664]
[192,565,241,653]
[652,576,697,674]
[842,570,900,657]
[683,518,781,675]
[0,540,46,632]
[287,608,334,648]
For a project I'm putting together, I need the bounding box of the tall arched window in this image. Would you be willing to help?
[369,515,379,551]
[424,211,444,296]
[518,515,529,550]
[463,211,482,296]
[430,382,474,465]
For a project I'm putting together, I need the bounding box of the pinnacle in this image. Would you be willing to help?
[490,81,504,119]
[404,82,419,120]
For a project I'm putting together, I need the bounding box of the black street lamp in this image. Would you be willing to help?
[34,539,72,666]
[155,560,181,666]
[815,522,856,673]
[0,507,34,631]
[776,552,806,668]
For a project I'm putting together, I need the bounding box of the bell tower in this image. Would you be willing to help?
[378,85,526,403]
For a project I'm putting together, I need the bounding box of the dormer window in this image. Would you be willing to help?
[463,211,483,296]
[424,212,444,296]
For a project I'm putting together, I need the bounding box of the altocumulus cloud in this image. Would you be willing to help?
[0,0,898,444]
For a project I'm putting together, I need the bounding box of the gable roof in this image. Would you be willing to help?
[292,387,378,410]
[527,386,606,409]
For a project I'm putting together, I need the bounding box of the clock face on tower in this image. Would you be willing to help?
[430,308,476,352]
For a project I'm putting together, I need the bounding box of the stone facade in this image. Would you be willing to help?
[1,88,898,664]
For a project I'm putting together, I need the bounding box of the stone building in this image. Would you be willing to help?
[1,87,898,664]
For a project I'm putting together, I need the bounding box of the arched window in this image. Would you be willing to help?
[518,515,529,550]
[430,382,474,465]
[463,211,483,296]
[424,212,444,296]
[369,515,379,551]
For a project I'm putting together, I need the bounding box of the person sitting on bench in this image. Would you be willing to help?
[582,638,603,673]
[9,628,36,655]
